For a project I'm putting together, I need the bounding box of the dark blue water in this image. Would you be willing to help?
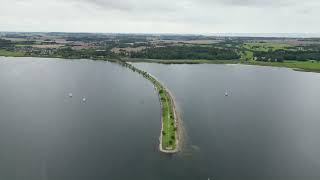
[0,57,320,180]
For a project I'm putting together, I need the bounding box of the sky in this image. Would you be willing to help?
[1,0,320,34]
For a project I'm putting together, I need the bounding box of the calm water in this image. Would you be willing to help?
[0,57,320,180]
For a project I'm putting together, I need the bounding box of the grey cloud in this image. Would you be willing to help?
[78,0,180,12]
[0,0,320,33]
[72,0,305,19]
[83,0,134,11]
[206,0,293,7]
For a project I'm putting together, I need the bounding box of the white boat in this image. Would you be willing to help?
[82,97,86,102]
[68,93,73,97]
[225,92,229,96]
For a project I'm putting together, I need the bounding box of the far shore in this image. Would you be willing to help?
[123,58,320,73]
[1,54,320,73]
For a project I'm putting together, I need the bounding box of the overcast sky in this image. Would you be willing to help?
[1,0,320,34]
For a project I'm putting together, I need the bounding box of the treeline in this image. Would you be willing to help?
[0,39,36,49]
[130,46,240,60]
[53,48,117,59]
[0,39,13,48]
[66,36,110,42]
[254,50,320,61]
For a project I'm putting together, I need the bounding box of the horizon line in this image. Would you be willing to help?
[1,31,320,38]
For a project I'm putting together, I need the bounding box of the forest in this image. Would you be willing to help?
[130,46,240,60]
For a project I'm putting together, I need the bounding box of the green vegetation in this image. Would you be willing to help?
[2,33,320,73]
[253,50,320,62]
[0,49,25,57]
[243,42,292,52]
[245,60,320,72]
[158,84,176,150]
[117,61,178,151]
[0,39,14,48]
[3,33,320,153]
[53,47,117,59]
[240,50,254,60]
[130,46,240,60]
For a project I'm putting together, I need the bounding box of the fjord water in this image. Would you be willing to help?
[135,63,320,180]
[0,57,162,180]
[0,57,320,180]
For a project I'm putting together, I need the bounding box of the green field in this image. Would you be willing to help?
[240,50,254,60]
[245,60,320,72]
[243,42,293,52]
[149,73,176,150]
[158,88,176,150]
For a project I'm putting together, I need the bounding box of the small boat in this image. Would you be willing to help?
[225,91,229,96]
[68,93,73,97]
[82,97,86,102]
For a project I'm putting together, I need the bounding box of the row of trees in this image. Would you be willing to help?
[253,49,320,61]
[52,47,117,59]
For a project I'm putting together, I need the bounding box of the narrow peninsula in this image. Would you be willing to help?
[118,61,180,153]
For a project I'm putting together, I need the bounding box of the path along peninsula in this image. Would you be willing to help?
[117,61,180,153]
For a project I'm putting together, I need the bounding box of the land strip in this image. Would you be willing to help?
[117,61,180,153]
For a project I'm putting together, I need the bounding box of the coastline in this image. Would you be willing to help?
[123,58,320,73]
[1,54,320,73]
[150,73,181,153]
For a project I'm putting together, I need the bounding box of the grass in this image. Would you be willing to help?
[238,42,320,72]
[150,74,176,150]
[243,42,293,52]
[158,88,176,150]
[245,60,320,72]
[240,50,254,61]
[15,44,31,47]
[0,49,25,57]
